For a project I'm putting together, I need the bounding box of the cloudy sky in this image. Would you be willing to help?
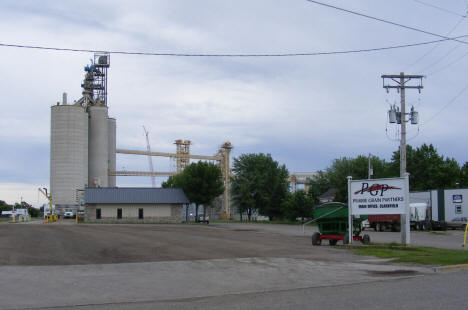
[1,0,468,206]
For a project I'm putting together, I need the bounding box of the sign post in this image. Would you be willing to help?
[347,176,353,244]
[349,176,410,245]
[403,173,410,244]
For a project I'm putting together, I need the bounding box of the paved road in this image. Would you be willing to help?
[19,269,466,310]
[0,222,466,310]
[0,255,434,310]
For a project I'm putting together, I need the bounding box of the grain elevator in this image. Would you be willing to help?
[50,53,116,215]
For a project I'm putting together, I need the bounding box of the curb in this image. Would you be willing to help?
[433,263,468,273]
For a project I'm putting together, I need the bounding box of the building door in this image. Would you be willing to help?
[138,208,144,219]
[96,208,101,220]
[117,208,122,219]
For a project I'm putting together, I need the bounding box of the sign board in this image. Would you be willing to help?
[453,194,463,204]
[350,177,407,215]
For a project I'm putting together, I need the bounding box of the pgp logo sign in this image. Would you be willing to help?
[350,177,407,215]
[354,183,402,197]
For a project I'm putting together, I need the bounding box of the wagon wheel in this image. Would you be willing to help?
[343,233,349,245]
[329,239,338,246]
[362,234,370,245]
[312,232,322,246]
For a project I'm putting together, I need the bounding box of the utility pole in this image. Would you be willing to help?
[381,72,423,244]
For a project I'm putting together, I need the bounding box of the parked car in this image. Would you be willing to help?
[64,209,74,219]
[446,217,467,230]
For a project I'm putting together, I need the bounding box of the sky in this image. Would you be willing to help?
[1,0,468,206]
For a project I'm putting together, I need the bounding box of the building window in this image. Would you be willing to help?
[117,208,122,219]
[138,208,144,219]
[456,205,462,214]
[96,208,101,219]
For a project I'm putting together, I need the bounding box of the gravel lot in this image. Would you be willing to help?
[1,220,464,266]
[0,221,362,266]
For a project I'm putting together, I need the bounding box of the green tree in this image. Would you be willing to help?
[163,161,224,221]
[460,162,468,187]
[231,175,255,220]
[283,190,314,222]
[162,174,183,189]
[28,206,41,217]
[325,155,391,202]
[0,200,12,212]
[390,144,460,190]
[307,171,330,205]
[231,153,289,220]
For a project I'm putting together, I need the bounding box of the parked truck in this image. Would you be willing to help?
[368,202,447,231]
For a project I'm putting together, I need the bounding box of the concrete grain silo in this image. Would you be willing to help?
[50,53,114,215]
[50,99,88,213]
[88,105,109,188]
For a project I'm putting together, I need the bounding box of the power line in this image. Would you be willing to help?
[422,81,468,126]
[0,36,467,57]
[304,0,468,45]
[426,48,468,75]
[420,43,462,74]
[413,0,467,18]
[405,16,466,70]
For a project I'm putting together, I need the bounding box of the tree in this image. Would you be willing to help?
[0,200,12,212]
[307,171,330,205]
[460,162,468,187]
[324,155,391,202]
[306,143,463,204]
[231,153,289,220]
[283,190,314,222]
[390,144,460,190]
[28,206,41,217]
[231,175,255,220]
[163,161,224,221]
[162,174,183,189]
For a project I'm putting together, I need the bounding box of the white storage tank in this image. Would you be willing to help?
[88,105,109,187]
[50,103,88,207]
[107,117,116,187]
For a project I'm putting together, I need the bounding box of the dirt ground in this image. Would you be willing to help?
[0,221,360,266]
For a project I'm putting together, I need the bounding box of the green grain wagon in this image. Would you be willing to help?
[311,202,370,246]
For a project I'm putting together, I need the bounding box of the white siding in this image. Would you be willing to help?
[98,204,172,218]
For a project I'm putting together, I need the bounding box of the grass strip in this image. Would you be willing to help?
[350,243,468,266]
